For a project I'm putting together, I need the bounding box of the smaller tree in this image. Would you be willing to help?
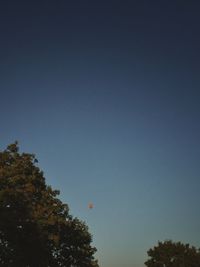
[145,240,200,267]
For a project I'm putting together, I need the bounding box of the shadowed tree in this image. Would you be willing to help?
[145,240,200,267]
[0,142,99,267]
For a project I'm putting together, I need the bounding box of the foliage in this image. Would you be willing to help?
[0,142,99,267]
[145,240,200,267]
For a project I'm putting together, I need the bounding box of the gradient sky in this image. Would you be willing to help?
[1,1,200,267]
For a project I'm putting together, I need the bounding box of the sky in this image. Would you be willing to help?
[0,1,200,266]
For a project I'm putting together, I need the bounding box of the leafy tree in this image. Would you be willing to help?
[0,142,99,267]
[145,240,200,267]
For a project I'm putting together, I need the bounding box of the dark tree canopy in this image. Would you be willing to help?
[145,240,200,267]
[0,142,99,267]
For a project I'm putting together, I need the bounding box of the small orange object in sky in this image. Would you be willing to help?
[88,203,94,209]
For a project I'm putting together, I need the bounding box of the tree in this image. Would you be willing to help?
[145,240,200,267]
[0,142,99,267]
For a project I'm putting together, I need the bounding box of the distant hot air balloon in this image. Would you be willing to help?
[88,202,94,209]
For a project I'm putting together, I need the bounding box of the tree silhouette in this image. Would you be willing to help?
[145,240,200,267]
[0,142,99,267]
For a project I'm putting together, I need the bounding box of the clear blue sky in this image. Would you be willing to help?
[1,1,200,266]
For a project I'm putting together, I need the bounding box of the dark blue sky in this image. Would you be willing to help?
[1,1,200,267]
